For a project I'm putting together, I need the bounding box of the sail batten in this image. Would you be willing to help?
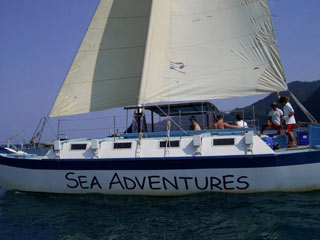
[51,0,287,117]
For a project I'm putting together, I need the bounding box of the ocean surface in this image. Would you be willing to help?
[0,188,320,240]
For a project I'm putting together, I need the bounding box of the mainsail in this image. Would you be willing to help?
[51,0,287,117]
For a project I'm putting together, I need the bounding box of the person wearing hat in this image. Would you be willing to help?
[189,116,201,131]
[261,102,283,135]
[279,96,297,147]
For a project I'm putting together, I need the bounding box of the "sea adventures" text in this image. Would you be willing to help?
[65,172,250,191]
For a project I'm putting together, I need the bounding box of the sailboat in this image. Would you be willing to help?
[1,0,320,195]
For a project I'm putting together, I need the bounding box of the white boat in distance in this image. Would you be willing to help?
[1,0,320,196]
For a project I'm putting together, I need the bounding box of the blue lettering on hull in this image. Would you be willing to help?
[65,172,250,191]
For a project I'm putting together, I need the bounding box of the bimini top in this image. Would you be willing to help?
[124,102,217,117]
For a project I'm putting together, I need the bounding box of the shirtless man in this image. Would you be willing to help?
[212,115,241,129]
[189,116,201,131]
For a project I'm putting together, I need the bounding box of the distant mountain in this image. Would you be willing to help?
[237,80,320,128]
[150,80,320,132]
[302,86,320,119]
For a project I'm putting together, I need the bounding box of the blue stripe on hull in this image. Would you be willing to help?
[0,150,320,170]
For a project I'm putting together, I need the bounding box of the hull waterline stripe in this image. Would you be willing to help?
[0,151,320,170]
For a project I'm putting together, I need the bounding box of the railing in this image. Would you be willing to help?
[2,105,259,145]
[54,108,257,141]
[56,115,127,140]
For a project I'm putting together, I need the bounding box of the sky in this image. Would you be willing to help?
[0,0,320,144]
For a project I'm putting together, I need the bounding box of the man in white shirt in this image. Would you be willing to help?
[261,102,283,134]
[279,96,297,147]
[235,113,248,128]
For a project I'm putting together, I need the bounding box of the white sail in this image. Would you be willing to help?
[139,0,287,104]
[50,0,152,117]
[51,0,287,117]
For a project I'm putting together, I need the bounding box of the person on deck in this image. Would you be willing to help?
[279,96,297,147]
[235,113,248,128]
[189,116,201,131]
[127,110,148,133]
[261,102,283,135]
[212,115,241,129]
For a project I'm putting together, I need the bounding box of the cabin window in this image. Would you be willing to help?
[213,138,235,146]
[114,142,132,149]
[70,144,87,150]
[159,140,180,148]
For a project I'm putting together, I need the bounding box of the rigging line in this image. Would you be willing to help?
[7,119,40,142]
[29,117,46,144]
[289,90,317,123]
[37,117,48,144]
[46,119,59,139]
[30,118,44,141]
[154,104,189,135]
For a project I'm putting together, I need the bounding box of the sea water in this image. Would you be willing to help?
[0,187,319,240]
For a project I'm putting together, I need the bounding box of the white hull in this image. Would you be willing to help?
[1,157,320,195]
[1,129,319,195]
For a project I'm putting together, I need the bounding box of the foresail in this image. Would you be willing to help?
[139,0,288,104]
[50,0,152,117]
